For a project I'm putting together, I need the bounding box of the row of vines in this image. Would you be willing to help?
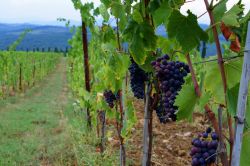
[0,51,61,99]
[67,0,250,165]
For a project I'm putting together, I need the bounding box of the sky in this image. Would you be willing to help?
[0,0,249,25]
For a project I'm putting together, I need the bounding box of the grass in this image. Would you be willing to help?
[0,59,76,165]
[0,58,119,166]
[65,108,119,166]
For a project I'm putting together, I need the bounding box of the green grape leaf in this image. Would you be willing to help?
[123,20,157,65]
[168,0,185,8]
[213,0,228,22]
[204,63,224,104]
[78,87,91,101]
[224,58,243,89]
[139,52,156,73]
[151,0,172,27]
[226,83,240,116]
[99,4,110,22]
[79,3,95,29]
[240,11,250,24]
[93,7,100,16]
[167,10,208,53]
[71,0,83,10]
[204,58,242,104]
[132,9,143,24]
[101,53,130,92]
[100,0,112,7]
[198,92,211,111]
[110,1,127,30]
[222,4,244,27]
[148,0,161,13]
[121,100,137,139]
[156,37,175,53]
[175,84,198,121]
[101,25,116,43]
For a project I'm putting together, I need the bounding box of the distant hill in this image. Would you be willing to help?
[0,23,72,51]
[0,23,227,56]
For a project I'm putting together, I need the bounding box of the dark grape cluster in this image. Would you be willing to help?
[103,90,117,108]
[151,54,190,123]
[129,58,148,99]
[190,127,219,166]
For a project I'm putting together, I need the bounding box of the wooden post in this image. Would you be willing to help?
[231,22,250,166]
[19,63,22,91]
[100,111,106,153]
[142,82,153,166]
[81,21,92,128]
[33,64,36,86]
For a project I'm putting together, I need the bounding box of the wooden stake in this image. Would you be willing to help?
[231,21,250,166]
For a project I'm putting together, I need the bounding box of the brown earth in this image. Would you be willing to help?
[105,98,212,166]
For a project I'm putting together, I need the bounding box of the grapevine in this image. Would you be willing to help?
[66,0,250,165]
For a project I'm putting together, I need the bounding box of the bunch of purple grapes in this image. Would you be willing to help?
[190,127,219,166]
[103,90,117,108]
[151,54,190,123]
[129,58,148,99]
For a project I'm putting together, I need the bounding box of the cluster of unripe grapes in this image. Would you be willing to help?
[151,54,190,123]
[129,58,148,99]
[103,90,119,108]
[190,127,219,166]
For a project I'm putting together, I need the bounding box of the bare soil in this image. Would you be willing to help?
[126,99,210,165]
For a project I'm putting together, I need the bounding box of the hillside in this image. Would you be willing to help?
[0,23,72,51]
[0,23,227,55]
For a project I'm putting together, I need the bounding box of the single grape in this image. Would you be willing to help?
[211,132,218,140]
[206,127,212,133]
[192,158,199,166]
[202,132,208,138]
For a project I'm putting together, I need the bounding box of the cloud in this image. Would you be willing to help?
[0,0,81,23]
[0,0,249,25]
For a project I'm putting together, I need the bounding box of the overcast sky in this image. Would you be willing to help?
[0,0,249,25]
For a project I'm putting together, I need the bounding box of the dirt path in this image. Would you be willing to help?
[0,58,75,165]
